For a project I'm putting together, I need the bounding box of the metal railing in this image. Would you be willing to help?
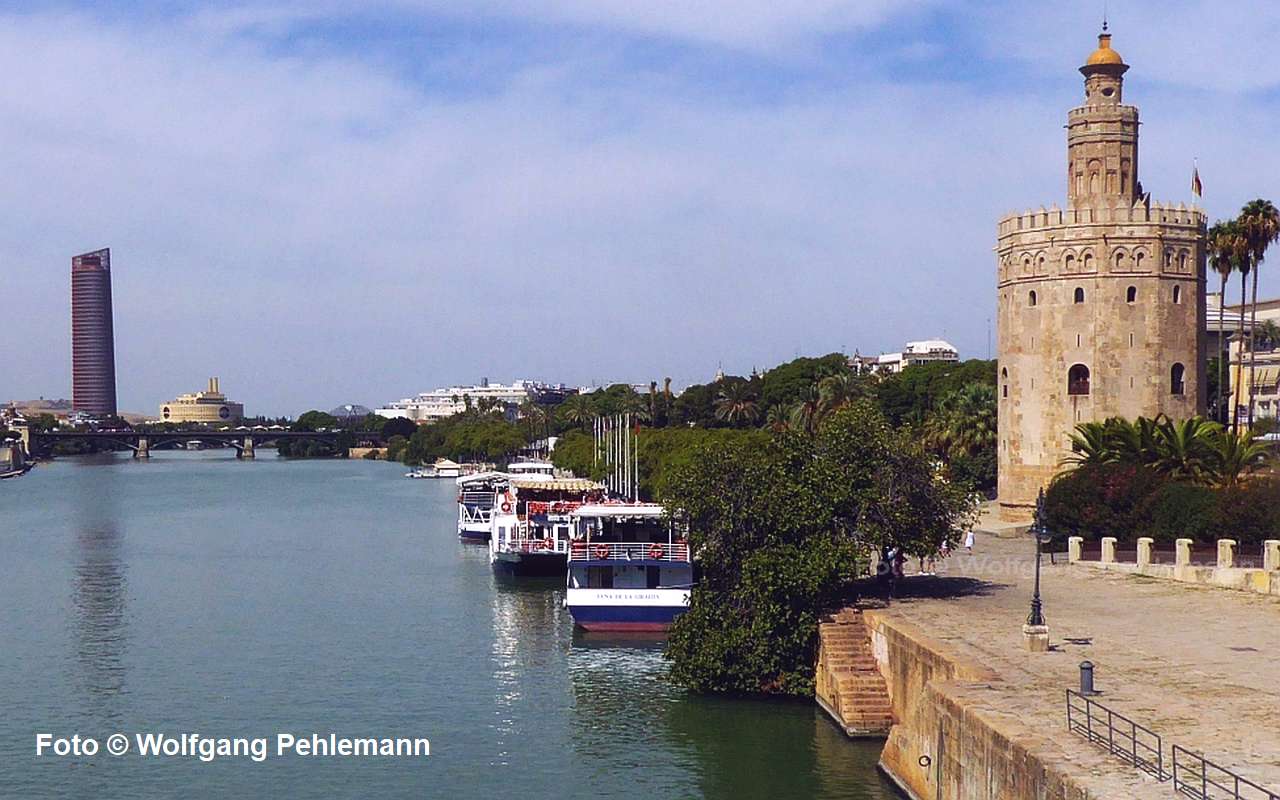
[1173,746,1280,800]
[568,541,691,563]
[1066,690,1165,779]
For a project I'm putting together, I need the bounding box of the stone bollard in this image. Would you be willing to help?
[1137,537,1154,567]
[1176,539,1193,567]
[1101,537,1117,564]
[1265,540,1280,573]
[1068,536,1083,563]
[1022,623,1050,653]
[1217,539,1237,570]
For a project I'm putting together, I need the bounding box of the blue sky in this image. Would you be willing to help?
[4,1,1279,415]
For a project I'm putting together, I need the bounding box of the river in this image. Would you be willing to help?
[0,452,896,798]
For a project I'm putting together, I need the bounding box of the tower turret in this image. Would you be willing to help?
[1067,28,1140,207]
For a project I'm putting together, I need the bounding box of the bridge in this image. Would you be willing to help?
[22,428,383,459]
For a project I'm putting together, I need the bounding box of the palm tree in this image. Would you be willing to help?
[557,394,596,429]
[817,373,864,419]
[1240,199,1280,429]
[714,381,759,426]
[789,385,822,435]
[1151,417,1221,483]
[1062,420,1116,467]
[1210,429,1271,488]
[924,383,996,460]
[1208,220,1242,423]
[764,403,790,433]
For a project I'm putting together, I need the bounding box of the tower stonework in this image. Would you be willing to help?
[996,31,1207,520]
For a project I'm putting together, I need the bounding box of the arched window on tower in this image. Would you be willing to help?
[1074,287,1085,304]
[1173,285,1182,304]
[1068,364,1091,396]
[1135,251,1145,270]
[1126,286,1137,303]
[1001,367,1009,398]
[1029,290,1037,307]
[1170,363,1186,396]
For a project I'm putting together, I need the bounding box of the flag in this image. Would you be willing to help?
[1192,164,1202,198]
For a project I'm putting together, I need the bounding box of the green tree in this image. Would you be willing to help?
[380,416,418,439]
[663,402,973,696]
[556,394,597,430]
[293,410,338,432]
[1207,220,1243,423]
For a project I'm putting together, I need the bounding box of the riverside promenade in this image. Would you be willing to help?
[870,530,1280,798]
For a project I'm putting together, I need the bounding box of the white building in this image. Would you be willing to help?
[376,380,573,423]
[861,339,960,375]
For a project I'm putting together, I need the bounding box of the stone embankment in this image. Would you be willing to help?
[816,533,1280,799]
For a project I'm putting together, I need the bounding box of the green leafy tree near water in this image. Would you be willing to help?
[663,402,974,696]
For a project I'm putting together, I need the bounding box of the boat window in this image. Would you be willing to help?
[647,566,661,589]
[587,567,614,589]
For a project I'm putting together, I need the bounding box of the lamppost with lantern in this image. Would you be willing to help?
[1022,488,1052,651]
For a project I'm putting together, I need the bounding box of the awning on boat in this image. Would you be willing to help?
[510,477,602,492]
[572,502,666,518]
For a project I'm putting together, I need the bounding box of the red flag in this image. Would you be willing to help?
[1192,165,1202,198]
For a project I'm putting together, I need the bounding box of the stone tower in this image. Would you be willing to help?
[995,29,1207,520]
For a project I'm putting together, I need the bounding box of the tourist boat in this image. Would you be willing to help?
[505,460,556,478]
[456,471,509,542]
[488,476,603,577]
[564,503,693,632]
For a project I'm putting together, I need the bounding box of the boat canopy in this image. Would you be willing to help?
[571,503,666,518]
[510,477,601,492]
[456,471,509,486]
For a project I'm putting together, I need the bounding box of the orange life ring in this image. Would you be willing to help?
[593,543,610,560]
[500,501,513,514]
[648,543,664,560]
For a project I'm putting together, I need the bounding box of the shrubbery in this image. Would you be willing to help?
[1044,464,1280,545]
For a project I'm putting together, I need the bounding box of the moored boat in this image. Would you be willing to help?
[564,503,693,632]
[456,471,509,542]
[488,476,603,576]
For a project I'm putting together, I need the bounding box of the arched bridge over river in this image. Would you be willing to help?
[23,429,383,459]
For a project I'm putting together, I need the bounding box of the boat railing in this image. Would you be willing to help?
[568,541,691,562]
[459,491,495,505]
[501,537,571,555]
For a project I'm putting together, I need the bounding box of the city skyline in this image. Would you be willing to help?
[5,2,1280,416]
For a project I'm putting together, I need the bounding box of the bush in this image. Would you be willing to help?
[1211,479,1280,547]
[1140,482,1217,544]
[1043,463,1165,542]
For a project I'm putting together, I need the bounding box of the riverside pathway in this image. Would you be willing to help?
[880,531,1280,795]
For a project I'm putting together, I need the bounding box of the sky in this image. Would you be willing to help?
[3,1,1280,416]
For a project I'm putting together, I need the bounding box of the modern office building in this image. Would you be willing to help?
[71,248,118,417]
[159,378,245,424]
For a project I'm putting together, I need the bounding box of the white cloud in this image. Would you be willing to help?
[2,5,1278,414]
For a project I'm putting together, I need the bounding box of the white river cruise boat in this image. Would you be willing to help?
[564,503,693,632]
[455,472,509,542]
[487,476,603,577]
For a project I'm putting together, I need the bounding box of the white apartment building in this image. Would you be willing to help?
[375,380,572,423]
[860,339,960,375]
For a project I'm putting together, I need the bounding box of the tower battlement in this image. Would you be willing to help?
[998,202,1205,236]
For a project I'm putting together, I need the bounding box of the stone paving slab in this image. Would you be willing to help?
[877,533,1280,793]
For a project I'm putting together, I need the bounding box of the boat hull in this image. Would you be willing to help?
[565,587,689,632]
[491,550,567,577]
[458,524,491,543]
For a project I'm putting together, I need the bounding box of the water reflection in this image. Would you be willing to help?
[489,574,570,766]
[70,466,129,711]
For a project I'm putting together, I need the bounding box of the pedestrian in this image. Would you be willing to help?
[964,529,975,554]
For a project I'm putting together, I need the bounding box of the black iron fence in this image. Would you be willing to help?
[1064,691,1280,799]
[1066,689,1165,779]
[1173,745,1279,800]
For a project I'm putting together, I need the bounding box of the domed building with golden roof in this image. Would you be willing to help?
[994,27,1207,520]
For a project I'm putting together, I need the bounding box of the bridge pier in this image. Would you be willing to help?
[135,436,150,459]
[239,436,255,459]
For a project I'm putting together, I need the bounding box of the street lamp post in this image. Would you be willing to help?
[1022,488,1051,651]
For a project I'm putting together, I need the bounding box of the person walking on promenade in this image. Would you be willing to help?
[964,529,975,554]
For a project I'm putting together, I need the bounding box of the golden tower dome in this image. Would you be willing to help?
[1085,32,1124,66]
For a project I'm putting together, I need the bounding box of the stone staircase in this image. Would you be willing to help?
[815,608,894,737]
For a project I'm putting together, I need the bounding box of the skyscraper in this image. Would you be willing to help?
[71,248,118,417]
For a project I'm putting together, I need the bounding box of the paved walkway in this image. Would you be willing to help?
[881,532,1280,794]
